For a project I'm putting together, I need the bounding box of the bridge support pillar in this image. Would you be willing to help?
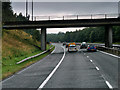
[105,26,112,48]
[41,27,46,51]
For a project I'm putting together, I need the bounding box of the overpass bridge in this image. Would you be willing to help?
[2,14,120,51]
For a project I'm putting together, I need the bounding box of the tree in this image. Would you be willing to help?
[16,13,27,21]
[2,2,14,22]
[2,1,41,44]
[47,26,120,43]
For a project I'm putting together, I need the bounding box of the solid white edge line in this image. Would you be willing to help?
[105,81,113,89]
[2,75,15,83]
[96,67,100,71]
[98,50,120,59]
[37,46,66,90]
[51,47,56,54]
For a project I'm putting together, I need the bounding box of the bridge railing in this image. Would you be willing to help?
[33,13,119,21]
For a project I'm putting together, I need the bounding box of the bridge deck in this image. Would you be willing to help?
[3,18,120,29]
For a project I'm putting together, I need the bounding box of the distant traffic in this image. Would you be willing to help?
[63,42,97,52]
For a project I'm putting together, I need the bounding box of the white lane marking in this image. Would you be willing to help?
[96,67,100,71]
[51,47,56,54]
[87,56,89,58]
[92,62,95,65]
[105,81,113,89]
[84,53,86,55]
[37,46,66,89]
[98,50,120,59]
[101,75,113,89]
[90,59,93,62]
[3,46,55,83]
[2,75,15,83]
[17,54,51,74]
[89,59,113,89]
[89,59,99,70]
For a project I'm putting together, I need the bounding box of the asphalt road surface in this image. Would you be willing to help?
[2,43,119,90]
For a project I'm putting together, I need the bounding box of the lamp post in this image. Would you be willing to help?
[26,0,28,18]
[32,0,33,21]
[118,1,120,17]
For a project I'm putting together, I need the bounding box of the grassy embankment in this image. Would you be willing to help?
[2,30,54,80]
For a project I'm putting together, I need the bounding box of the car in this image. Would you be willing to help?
[80,42,87,49]
[87,45,97,51]
[68,44,77,52]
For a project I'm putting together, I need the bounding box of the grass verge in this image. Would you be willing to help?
[2,46,55,80]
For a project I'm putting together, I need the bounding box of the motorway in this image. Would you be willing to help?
[2,43,119,90]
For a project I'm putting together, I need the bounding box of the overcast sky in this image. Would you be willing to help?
[11,2,119,33]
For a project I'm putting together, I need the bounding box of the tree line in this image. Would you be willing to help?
[47,26,120,43]
[2,1,41,42]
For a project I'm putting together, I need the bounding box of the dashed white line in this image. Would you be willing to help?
[101,74,113,89]
[95,66,100,71]
[92,62,95,65]
[90,59,93,62]
[88,58,113,89]
[87,56,89,58]
[105,81,113,89]
[37,46,66,89]
[89,59,99,71]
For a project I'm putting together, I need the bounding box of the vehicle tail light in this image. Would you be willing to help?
[94,47,96,49]
[88,47,90,49]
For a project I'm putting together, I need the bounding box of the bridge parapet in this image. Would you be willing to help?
[97,46,120,56]
[33,13,119,21]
